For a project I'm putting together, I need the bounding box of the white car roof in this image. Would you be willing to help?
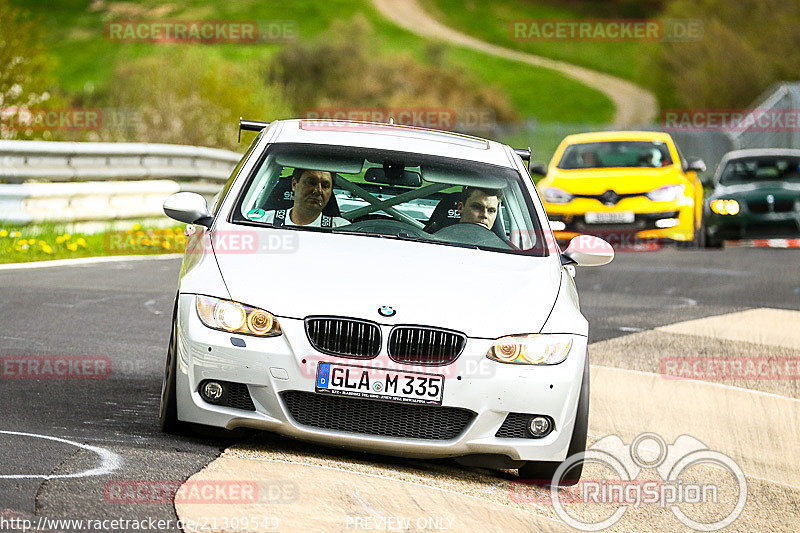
[720,148,800,161]
[266,119,517,167]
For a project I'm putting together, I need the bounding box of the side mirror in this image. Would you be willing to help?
[686,158,706,173]
[529,162,547,176]
[561,235,614,266]
[163,192,213,227]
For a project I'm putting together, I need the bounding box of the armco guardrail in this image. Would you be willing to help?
[0,140,242,225]
[0,140,241,183]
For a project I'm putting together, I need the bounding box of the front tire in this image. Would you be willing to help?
[159,297,185,434]
[518,352,590,486]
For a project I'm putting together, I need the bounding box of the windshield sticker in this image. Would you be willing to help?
[246,208,266,220]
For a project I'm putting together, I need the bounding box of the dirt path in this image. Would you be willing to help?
[371,0,658,127]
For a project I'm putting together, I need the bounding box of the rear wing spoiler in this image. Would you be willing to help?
[238,118,269,142]
[513,146,547,176]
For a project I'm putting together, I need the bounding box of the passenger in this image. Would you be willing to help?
[261,169,348,228]
[582,150,601,168]
[457,187,501,230]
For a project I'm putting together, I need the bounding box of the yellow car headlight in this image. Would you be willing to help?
[646,184,685,202]
[540,186,574,204]
[196,295,281,337]
[710,199,740,215]
[486,334,573,365]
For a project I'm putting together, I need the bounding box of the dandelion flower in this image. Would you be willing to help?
[0,230,7,238]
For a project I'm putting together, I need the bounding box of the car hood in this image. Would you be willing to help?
[212,228,562,338]
[545,167,685,194]
[712,181,800,198]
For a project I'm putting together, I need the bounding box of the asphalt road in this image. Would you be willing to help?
[0,247,798,531]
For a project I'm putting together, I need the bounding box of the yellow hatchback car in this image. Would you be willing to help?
[537,131,706,246]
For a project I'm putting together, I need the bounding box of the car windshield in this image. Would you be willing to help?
[719,156,800,184]
[231,143,547,256]
[557,141,674,169]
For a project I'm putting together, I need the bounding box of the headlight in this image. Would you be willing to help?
[646,184,685,202]
[486,334,573,365]
[196,296,281,337]
[540,186,574,204]
[709,199,740,215]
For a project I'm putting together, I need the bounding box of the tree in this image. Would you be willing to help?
[0,0,54,139]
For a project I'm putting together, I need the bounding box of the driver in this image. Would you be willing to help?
[261,169,348,228]
[457,187,501,230]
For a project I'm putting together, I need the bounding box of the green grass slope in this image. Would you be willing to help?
[14,0,614,124]
[420,0,646,83]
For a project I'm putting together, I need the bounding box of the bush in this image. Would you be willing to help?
[106,50,292,150]
[645,0,800,108]
[265,16,520,132]
[0,0,58,140]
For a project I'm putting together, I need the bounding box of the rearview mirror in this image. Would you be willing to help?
[364,167,423,187]
[561,235,614,266]
[529,162,547,176]
[686,158,706,173]
[163,192,213,227]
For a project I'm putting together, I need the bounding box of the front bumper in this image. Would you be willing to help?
[545,197,696,243]
[173,294,586,463]
[706,210,800,239]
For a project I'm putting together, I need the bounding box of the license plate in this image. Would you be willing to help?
[585,211,635,224]
[315,362,444,405]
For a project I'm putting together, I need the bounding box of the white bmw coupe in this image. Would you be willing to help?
[160,118,613,485]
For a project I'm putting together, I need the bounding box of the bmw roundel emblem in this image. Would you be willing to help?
[378,306,396,317]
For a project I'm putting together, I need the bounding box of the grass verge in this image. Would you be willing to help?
[0,223,186,264]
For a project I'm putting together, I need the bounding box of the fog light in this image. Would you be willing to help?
[528,416,553,438]
[655,217,680,228]
[550,221,566,231]
[201,381,225,404]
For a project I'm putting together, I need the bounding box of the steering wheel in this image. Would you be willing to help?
[433,222,509,248]
[340,218,427,237]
